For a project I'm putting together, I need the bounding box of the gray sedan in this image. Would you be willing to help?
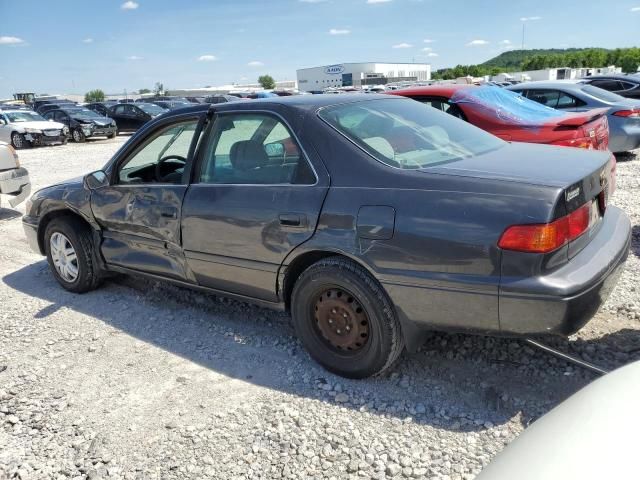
[21,96,631,378]
[506,81,640,153]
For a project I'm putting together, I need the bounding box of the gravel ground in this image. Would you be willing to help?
[0,137,639,480]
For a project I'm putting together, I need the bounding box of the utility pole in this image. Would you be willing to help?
[522,23,525,50]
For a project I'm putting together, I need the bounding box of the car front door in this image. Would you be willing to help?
[90,114,203,280]
[52,110,70,128]
[181,111,329,302]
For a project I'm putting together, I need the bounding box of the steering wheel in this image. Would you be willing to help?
[155,155,187,182]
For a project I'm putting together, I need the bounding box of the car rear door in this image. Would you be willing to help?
[90,112,205,280]
[181,111,329,302]
[130,106,150,130]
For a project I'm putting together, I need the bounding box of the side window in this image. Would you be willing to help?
[117,120,199,185]
[54,111,66,122]
[113,105,125,115]
[618,81,637,91]
[556,92,585,109]
[198,114,315,185]
[527,90,560,108]
[415,97,466,120]
[590,79,623,92]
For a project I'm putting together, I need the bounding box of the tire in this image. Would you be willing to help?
[72,128,86,143]
[11,132,27,149]
[44,217,102,293]
[107,130,117,139]
[291,257,405,379]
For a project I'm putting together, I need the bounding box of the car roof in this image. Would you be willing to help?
[582,74,640,82]
[508,81,586,90]
[153,93,407,117]
[390,84,475,97]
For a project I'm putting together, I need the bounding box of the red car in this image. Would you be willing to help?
[388,85,610,151]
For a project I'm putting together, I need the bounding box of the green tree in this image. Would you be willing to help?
[84,89,105,103]
[154,82,164,95]
[138,88,151,94]
[258,75,276,90]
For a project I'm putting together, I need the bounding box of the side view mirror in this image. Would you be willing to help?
[264,142,285,157]
[84,170,109,190]
[0,119,6,125]
[48,119,53,122]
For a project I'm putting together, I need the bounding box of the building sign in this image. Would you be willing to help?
[324,65,345,75]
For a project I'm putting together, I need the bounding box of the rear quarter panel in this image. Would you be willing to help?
[290,113,562,335]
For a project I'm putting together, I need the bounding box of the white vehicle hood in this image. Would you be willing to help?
[11,121,65,131]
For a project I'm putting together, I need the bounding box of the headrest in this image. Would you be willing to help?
[229,140,268,171]
[354,112,394,138]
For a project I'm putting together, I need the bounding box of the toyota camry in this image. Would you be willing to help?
[22,95,631,378]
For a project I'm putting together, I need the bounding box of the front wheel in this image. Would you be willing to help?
[72,128,86,143]
[291,257,405,378]
[44,217,102,293]
[11,132,28,149]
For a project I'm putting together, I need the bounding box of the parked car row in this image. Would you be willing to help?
[390,81,640,154]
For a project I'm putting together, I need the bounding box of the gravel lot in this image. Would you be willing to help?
[0,137,639,480]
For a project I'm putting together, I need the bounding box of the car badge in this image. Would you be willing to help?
[566,186,580,202]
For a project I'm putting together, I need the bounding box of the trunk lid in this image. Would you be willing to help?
[425,141,611,189]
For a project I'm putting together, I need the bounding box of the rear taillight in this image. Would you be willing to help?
[612,109,640,118]
[551,137,595,150]
[498,203,591,253]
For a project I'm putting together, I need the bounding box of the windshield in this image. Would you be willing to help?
[6,111,46,122]
[451,86,566,124]
[581,84,627,103]
[319,98,505,169]
[137,103,165,115]
[66,108,102,118]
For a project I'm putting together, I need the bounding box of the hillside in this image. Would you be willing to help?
[481,48,607,69]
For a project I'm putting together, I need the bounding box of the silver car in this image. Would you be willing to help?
[506,81,640,153]
[0,109,68,149]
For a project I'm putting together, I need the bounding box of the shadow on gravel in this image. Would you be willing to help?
[0,208,21,221]
[4,262,639,433]
[614,151,637,163]
[631,224,640,259]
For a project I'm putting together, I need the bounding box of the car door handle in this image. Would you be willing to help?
[159,206,178,219]
[279,213,305,227]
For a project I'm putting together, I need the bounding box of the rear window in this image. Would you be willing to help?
[581,85,626,103]
[318,98,504,169]
[451,86,566,123]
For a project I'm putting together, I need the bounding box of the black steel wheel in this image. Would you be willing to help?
[291,257,404,378]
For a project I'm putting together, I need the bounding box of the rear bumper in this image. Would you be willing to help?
[499,206,631,335]
[0,167,31,207]
[609,123,640,153]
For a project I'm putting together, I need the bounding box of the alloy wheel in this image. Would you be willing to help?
[72,130,82,142]
[49,232,79,283]
[12,133,23,149]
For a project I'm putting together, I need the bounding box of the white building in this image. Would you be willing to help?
[296,62,431,92]
[492,66,622,83]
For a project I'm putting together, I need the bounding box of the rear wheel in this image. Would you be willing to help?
[44,217,102,293]
[291,257,404,378]
[72,128,86,143]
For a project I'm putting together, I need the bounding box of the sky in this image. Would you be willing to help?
[0,0,639,98]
